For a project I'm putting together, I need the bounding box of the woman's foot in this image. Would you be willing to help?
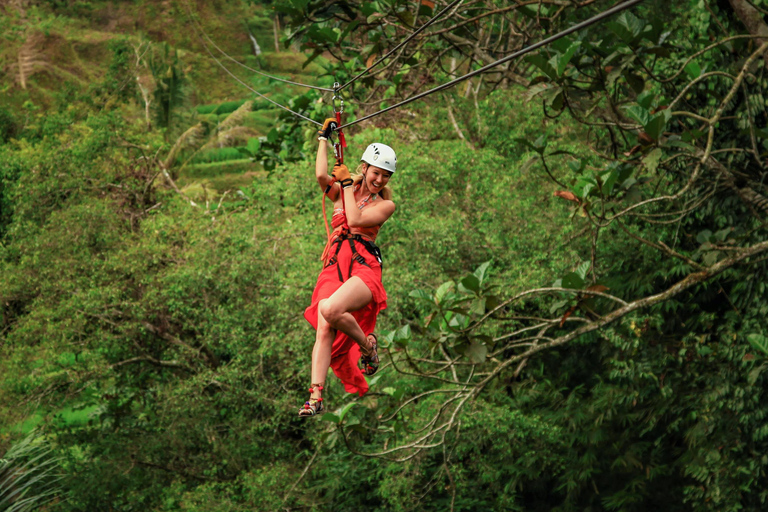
[359,333,379,376]
[298,383,324,417]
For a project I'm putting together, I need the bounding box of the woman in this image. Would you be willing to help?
[300,118,397,417]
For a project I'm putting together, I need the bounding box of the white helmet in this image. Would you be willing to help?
[360,143,397,173]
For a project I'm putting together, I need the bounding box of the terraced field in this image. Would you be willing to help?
[0,0,331,199]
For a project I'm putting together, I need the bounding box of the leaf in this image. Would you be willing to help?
[338,402,356,422]
[550,299,569,314]
[568,159,585,174]
[747,334,768,356]
[576,261,591,280]
[466,342,487,364]
[714,228,733,242]
[473,261,492,285]
[485,295,500,310]
[554,190,580,203]
[624,71,645,94]
[540,87,564,110]
[246,137,260,154]
[383,387,405,400]
[366,373,382,388]
[562,272,585,289]
[321,413,340,424]
[409,289,433,302]
[470,297,485,315]
[696,230,712,244]
[642,148,663,173]
[702,251,720,266]
[636,90,656,110]
[748,364,768,385]
[684,61,701,79]
[525,54,558,80]
[460,274,480,293]
[600,168,620,196]
[644,110,670,140]
[607,11,645,43]
[623,105,651,126]
[575,176,598,198]
[394,324,411,346]
[533,135,548,153]
[434,281,454,306]
[524,83,553,103]
[556,41,582,77]
[560,305,577,327]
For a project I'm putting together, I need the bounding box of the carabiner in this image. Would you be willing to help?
[332,82,344,115]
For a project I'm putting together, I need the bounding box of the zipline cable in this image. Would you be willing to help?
[337,0,465,93]
[186,2,334,92]
[337,0,645,130]
[200,38,322,126]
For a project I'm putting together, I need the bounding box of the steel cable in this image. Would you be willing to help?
[337,0,465,92]
[200,38,322,126]
[337,0,645,130]
[186,2,334,92]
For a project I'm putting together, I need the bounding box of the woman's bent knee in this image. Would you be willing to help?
[319,300,343,326]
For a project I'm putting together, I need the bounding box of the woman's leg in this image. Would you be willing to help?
[310,299,335,400]
[319,276,373,348]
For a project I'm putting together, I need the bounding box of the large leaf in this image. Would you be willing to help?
[473,261,492,285]
[747,334,768,357]
[525,54,558,81]
[644,109,670,140]
[561,272,585,289]
[606,11,645,44]
[434,281,454,306]
[466,342,488,364]
[556,41,582,77]
[409,289,433,302]
[460,274,480,293]
[623,105,651,126]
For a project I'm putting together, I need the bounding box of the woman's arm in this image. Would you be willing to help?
[316,120,340,199]
[342,186,396,227]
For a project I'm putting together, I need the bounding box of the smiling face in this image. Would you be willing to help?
[363,163,393,193]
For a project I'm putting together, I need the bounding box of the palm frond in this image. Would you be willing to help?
[163,122,207,169]
[0,431,61,512]
[217,100,253,132]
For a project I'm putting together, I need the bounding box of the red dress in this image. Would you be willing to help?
[303,193,388,396]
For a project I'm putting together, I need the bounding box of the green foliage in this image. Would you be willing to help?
[1,1,768,511]
[0,107,18,144]
[99,38,137,104]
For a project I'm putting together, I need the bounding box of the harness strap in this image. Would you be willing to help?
[323,233,380,283]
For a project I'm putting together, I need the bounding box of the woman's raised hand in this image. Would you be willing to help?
[318,118,338,141]
[332,164,353,188]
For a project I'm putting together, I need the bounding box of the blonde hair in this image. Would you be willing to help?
[354,163,393,200]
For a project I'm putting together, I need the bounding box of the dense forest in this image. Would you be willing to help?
[1,0,768,510]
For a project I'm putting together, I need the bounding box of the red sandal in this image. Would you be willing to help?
[298,383,325,417]
[359,333,379,376]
